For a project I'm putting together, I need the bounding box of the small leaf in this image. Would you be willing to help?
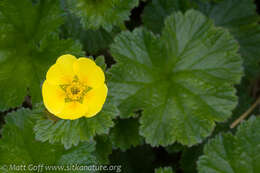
[142,0,193,33]
[109,10,243,146]
[95,56,107,71]
[66,0,139,31]
[165,143,185,154]
[110,118,143,151]
[94,135,112,164]
[155,167,174,173]
[0,108,100,173]
[110,145,156,173]
[83,28,120,55]
[180,145,203,173]
[198,116,260,173]
[34,102,117,149]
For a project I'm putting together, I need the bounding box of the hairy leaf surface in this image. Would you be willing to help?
[198,116,260,173]
[34,102,118,149]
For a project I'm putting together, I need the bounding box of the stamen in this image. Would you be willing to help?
[60,75,92,103]
[71,87,80,95]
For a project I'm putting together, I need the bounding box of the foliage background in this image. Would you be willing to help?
[0,0,260,173]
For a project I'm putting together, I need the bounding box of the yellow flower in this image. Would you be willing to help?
[42,54,108,120]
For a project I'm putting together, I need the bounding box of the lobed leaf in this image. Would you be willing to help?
[66,0,139,31]
[198,0,260,77]
[34,102,118,149]
[61,13,119,55]
[110,118,144,151]
[197,116,260,173]
[143,0,260,78]
[0,0,84,111]
[109,10,243,146]
[0,108,100,173]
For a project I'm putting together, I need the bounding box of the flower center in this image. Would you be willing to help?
[60,76,91,103]
[71,87,80,95]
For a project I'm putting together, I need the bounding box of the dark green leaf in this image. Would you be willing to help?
[94,135,112,164]
[95,56,107,71]
[155,167,174,173]
[60,13,119,55]
[110,145,156,173]
[198,0,260,78]
[142,0,193,33]
[110,118,143,151]
[180,145,203,173]
[165,143,185,154]
[0,108,100,173]
[0,0,84,111]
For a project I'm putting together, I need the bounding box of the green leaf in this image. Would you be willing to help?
[0,108,100,173]
[95,56,107,71]
[109,145,156,173]
[94,135,112,164]
[142,0,260,78]
[61,13,119,55]
[0,0,84,111]
[198,116,260,173]
[83,29,118,54]
[180,145,203,173]
[155,167,174,173]
[233,81,254,118]
[198,0,260,78]
[34,102,118,149]
[110,118,143,151]
[165,143,185,154]
[142,0,193,34]
[109,10,243,146]
[66,0,139,31]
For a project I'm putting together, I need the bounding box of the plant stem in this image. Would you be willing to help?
[230,96,260,128]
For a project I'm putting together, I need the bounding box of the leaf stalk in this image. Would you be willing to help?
[230,96,260,128]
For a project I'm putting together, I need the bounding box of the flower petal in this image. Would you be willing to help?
[73,58,105,88]
[84,83,108,118]
[56,101,88,120]
[46,54,77,85]
[42,80,65,115]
